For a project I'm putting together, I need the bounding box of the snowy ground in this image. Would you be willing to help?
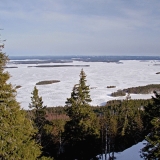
[98,141,146,160]
[6,60,160,110]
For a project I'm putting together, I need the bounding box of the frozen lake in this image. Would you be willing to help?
[6,60,160,110]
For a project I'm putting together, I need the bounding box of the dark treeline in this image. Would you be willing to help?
[27,98,153,159]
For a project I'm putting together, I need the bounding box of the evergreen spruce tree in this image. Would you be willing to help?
[29,87,54,159]
[29,86,45,110]
[29,86,47,144]
[29,86,47,131]
[141,91,160,159]
[29,86,47,152]
[64,69,100,160]
[0,40,42,159]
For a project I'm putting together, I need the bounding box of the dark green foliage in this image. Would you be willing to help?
[141,91,160,159]
[124,84,160,94]
[0,48,42,159]
[144,91,160,120]
[29,86,47,143]
[65,69,91,108]
[30,97,152,159]
[142,118,160,159]
[98,99,148,156]
[43,119,66,158]
[96,99,151,115]
[111,84,160,97]
[27,106,68,159]
[63,69,100,160]
[29,86,45,110]
[26,93,153,159]
[111,89,126,97]
[29,86,53,159]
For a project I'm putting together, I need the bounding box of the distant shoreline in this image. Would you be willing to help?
[28,65,90,68]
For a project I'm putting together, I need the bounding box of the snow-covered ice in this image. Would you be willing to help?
[6,60,160,110]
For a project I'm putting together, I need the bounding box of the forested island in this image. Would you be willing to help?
[111,84,160,97]
[36,80,60,85]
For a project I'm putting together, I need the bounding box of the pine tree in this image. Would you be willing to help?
[144,91,160,125]
[141,91,160,159]
[142,117,160,159]
[0,39,42,159]
[64,69,100,160]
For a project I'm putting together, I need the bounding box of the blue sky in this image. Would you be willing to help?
[0,0,160,56]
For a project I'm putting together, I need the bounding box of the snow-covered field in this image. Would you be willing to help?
[6,60,160,110]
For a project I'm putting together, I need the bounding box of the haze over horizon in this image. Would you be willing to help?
[0,0,160,56]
